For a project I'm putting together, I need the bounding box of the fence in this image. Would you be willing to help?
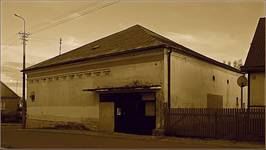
[164,108,265,141]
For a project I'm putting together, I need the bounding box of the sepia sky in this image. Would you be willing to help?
[1,0,265,96]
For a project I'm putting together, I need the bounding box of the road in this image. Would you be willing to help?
[1,123,264,148]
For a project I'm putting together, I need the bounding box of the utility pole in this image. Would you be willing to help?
[59,38,62,55]
[14,14,29,129]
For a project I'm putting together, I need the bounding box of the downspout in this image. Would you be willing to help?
[167,48,173,109]
[248,72,250,109]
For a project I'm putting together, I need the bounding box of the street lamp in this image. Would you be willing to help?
[14,14,29,128]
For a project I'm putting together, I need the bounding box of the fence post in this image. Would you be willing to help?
[235,109,239,140]
[214,110,217,138]
[164,104,168,134]
[245,108,249,140]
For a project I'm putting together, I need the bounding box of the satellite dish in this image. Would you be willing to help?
[237,75,248,87]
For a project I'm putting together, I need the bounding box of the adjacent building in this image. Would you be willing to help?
[24,25,243,134]
[241,18,265,108]
[1,81,21,121]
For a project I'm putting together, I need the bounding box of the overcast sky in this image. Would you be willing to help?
[1,0,265,96]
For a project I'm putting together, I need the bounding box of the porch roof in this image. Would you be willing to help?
[82,85,161,93]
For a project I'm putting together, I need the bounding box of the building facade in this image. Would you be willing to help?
[1,81,21,121]
[241,18,265,108]
[24,25,243,134]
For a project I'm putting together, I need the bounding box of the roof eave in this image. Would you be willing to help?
[23,44,166,73]
[240,65,265,73]
[165,45,243,74]
[23,43,243,74]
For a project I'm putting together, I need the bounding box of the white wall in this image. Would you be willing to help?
[250,72,265,106]
[170,52,244,108]
[26,47,247,130]
[26,50,164,129]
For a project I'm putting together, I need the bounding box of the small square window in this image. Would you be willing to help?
[30,92,36,102]
[212,75,215,81]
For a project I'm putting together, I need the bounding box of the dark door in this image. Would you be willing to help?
[114,93,154,135]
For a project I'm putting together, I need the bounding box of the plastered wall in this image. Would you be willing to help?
[26,49,164,130]
[170,52,245,108]
[250,73,265,106]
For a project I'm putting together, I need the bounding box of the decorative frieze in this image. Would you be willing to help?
[55,76,59,80]
[29,79,33,84]
[28,68,111,84]
[61,75,67,80]
[48,77,53,82]
[85,72,92,77]
[69,74,75,79]
[103,70,110,76]
[93,71,101,77]
[77,74,83,79]
[42,78,47,82]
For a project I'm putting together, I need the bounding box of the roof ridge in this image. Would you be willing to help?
[135,25,185,48]
[134,25,166,45]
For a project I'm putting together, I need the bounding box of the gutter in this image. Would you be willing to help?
[167,48,173,109]
[240,65,265,73]
[165,45,243,74]
[248,73,250,109]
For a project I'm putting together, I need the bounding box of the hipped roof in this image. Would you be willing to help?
[25,25,241,73]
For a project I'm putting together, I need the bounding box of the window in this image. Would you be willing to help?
[0,101,5,110]
[116,108,122,116]
[145,101,155,116]
[30,92,36,102]
[212,75,215,81]
[142,93,155,101]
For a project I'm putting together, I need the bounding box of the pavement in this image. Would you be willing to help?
[1,123,265,148]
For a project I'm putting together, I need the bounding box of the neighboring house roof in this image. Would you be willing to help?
[241,18,265,73]
[0,81,20,99]
[25,24,241,73]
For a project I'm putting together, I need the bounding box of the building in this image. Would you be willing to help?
[24,25,243,134]
[1,81,21,122]
[241,18,265,108]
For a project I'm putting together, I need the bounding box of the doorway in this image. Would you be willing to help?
[100,92,156,135]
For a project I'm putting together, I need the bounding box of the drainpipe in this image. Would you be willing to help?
[167,48,172,109]
[247,73,250,109]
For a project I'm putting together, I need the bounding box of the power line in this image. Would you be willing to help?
[4,0,119,46]
[28,2,97,33]
[4,3,96,46]
[30,0,120,35]
[29,36,58,42]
